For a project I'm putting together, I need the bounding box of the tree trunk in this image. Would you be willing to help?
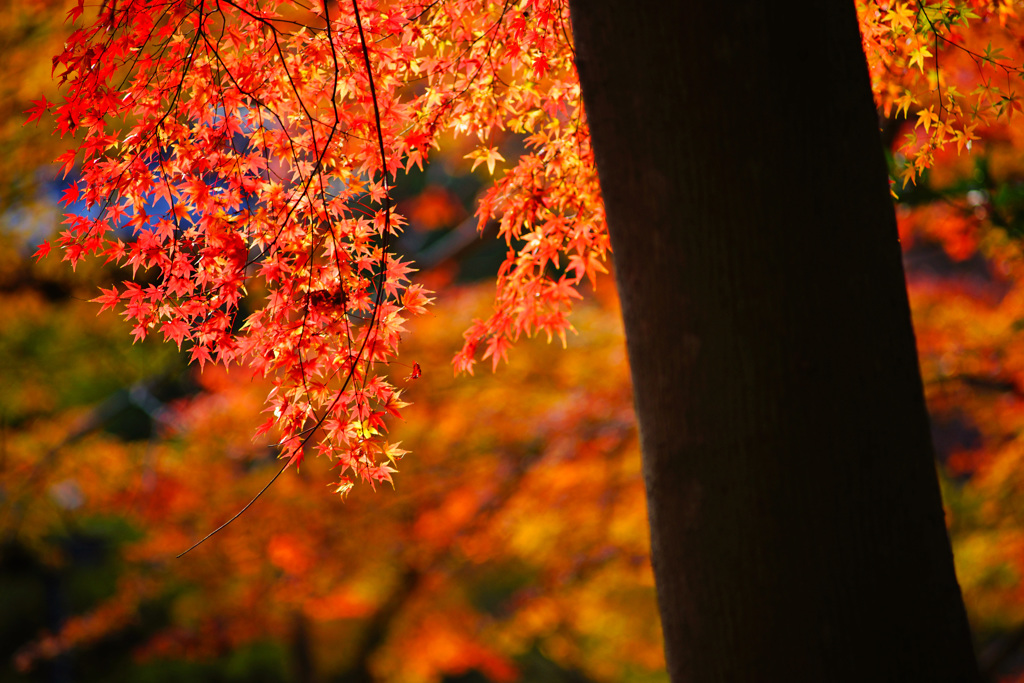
[568,3,980,681]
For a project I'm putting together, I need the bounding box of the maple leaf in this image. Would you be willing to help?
[23,96,52,126]
[129,323,149,344]
[92,286,120,314]
[908,45,933,74]
[533,54,551,80]
[66,0,84,23]
[54,150,77,179]
[916,107,940,133]
[160,318,190,350]
[482,335,512,372]
[190,343,213,369]
[60,182,80,206]
[465,147,506,175]
[885,3,916,32]
[32,240,51,261]
[894,91,916,119]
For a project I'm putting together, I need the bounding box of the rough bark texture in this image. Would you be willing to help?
[568,2,980,681]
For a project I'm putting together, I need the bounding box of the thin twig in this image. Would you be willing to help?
[177,463,288,557]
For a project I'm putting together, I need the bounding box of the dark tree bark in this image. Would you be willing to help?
[568,3,980,681]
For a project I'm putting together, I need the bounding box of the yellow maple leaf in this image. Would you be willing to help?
[465,146,506,175]
[908,45,933,73]
[885,3,916,32]
[895,91,916,119]
[916,107,939,133]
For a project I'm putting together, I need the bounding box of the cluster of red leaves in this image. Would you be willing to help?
[43,0,609,493]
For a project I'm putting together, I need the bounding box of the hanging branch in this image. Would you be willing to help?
[178,0,395,557]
